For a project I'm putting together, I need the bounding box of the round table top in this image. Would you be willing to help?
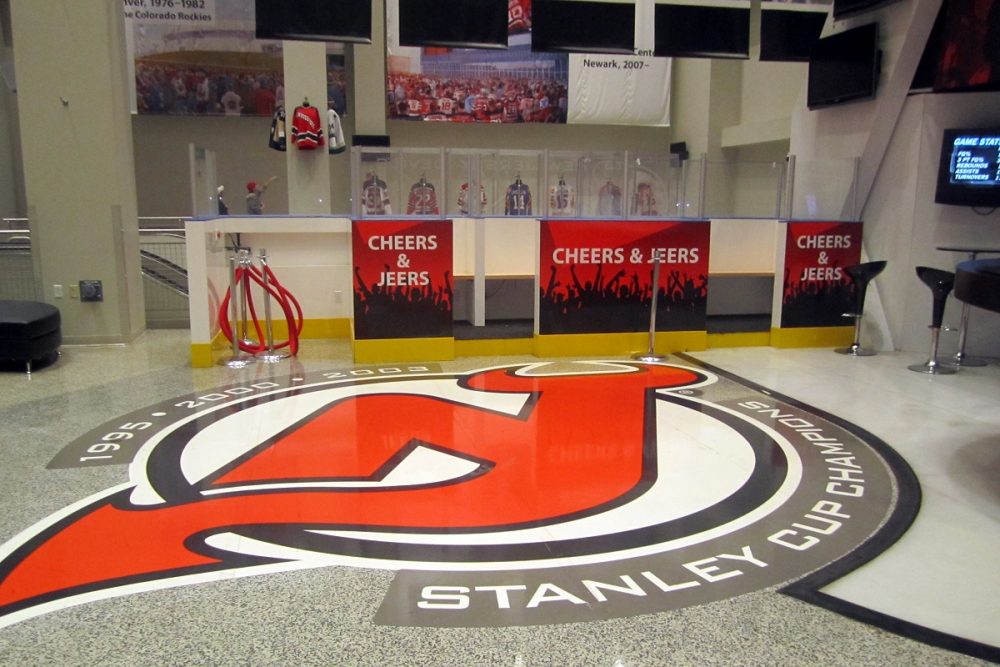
[955,258,1000,313]
[937,246,1000,255]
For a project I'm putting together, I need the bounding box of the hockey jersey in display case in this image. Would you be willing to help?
[548,177,576,216]
[598,181,623,216]
[406,177,440,215]
[504,177,532,215]
[457,182,487,215]
[632,182,658,216]
[361,173,392,215]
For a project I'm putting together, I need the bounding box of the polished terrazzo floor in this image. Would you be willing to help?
[0,330,996,666]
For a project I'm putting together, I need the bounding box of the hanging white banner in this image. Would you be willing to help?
[566,0,670,126]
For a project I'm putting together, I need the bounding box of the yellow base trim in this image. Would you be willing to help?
[534,331,707,358]
[707,331,772,348]
[190,342,216,368]
[191,318,353,368]
[264,318,352,340]
[455,337,536,357]
[770,326,854,348]
[353,337,455,363]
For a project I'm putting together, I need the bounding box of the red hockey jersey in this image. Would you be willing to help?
[290,104,324,150]
[406,179,440,215]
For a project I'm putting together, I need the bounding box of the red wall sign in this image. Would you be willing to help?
[780,221,863,328]
[539,219,711,334]
[352,219,453,339]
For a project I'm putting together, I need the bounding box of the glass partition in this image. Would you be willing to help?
[577,151,627,217]
[787,156,859,220]
[350,149,861,221]
[626,153,671,218]
[702,159,785,219]
[352,147,446,217]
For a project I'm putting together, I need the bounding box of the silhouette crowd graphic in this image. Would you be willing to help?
[540,263,708,334]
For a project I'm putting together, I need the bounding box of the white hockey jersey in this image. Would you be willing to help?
[328,108,346,154]
[548,180,576,216]
[361,174,392,215]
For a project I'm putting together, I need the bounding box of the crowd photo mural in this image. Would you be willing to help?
[385,0,671,126]
[125,0,348,118]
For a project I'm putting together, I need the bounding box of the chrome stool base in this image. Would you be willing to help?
[836,343,878,357]
[946,352,988,368]
[908,359,957,375]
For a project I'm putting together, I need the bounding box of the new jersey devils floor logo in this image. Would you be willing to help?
[2,361,912,628]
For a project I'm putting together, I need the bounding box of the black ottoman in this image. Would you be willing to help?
[0,300,62,374]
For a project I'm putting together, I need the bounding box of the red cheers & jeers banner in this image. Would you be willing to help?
[779,221,863,328]
[352,219,454,340]
[539,219,711,335]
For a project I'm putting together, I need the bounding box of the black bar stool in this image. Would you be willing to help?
[835,260,887,356]
[908,266,957,375]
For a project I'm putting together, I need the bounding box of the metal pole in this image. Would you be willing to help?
[632,251,668,363]
[219,255,255,367]
[948,250,987,367]
[255,248,289,362]
[238,248,255,346]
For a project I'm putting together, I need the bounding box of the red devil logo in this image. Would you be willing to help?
[0,361,787,627]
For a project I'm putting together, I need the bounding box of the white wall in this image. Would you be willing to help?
[864,93,1000,357]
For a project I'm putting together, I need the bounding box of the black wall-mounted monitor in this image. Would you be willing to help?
[935,129,1000,207]
[932,0,1000,93]
[531,0,635,55]
[759,8,828,62]
[807,22,881,109]
[255,0,373,44]
[399,0,509,49]
[654,3,751,59]
[833,0,895,20]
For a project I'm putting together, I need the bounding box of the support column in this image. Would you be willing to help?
[352,0,387,136]
[283,40,332,214]
[11,0,143,343]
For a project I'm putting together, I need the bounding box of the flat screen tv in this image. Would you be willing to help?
[531,0,635,54]
[399,0,509,49]
[759,8,828,62]
[654,4,750,60]
[932,0,1000,93]
[833,0,894,19]
[935,128,1000,207]
[807,22,880,109]
[255,0,373,44]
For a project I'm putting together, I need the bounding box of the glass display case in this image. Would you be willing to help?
[576,151,628,217]
[444,149,484,217]
[352,147,445,218]
[480,150,543,217]
[544,151,582,217]
[626,153,672,218]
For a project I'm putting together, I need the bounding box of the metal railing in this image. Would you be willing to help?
[0,226,35,300]
[0,217,193,328]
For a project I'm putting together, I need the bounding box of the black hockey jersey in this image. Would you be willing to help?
[268,106,286,152]
[504,181,532,215]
